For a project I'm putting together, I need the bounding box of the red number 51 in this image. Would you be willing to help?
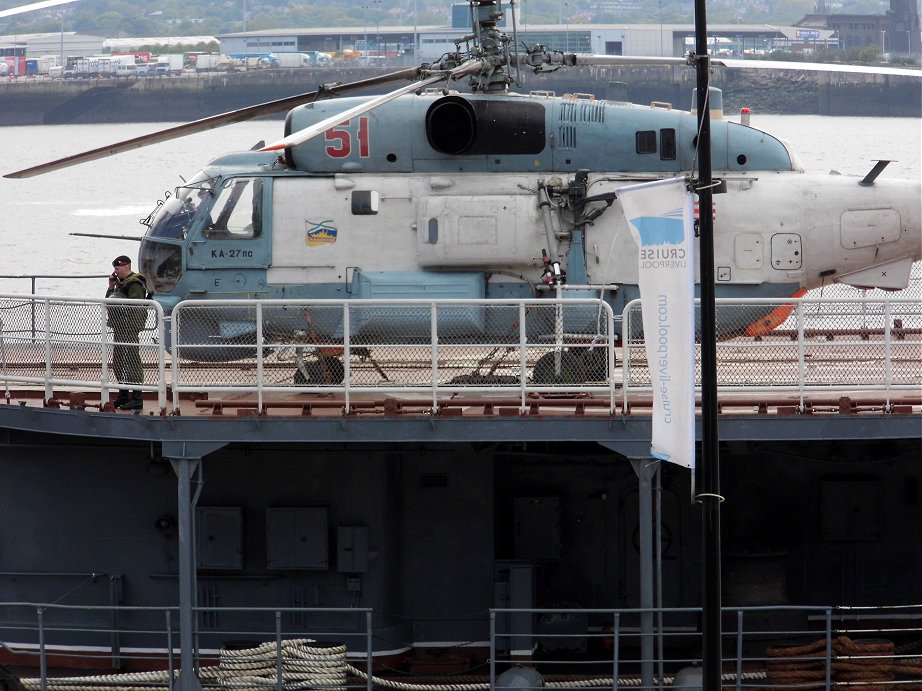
[324,116,370,158]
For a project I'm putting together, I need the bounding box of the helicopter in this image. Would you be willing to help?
[6,0,921,380]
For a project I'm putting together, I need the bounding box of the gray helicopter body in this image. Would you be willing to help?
[136,89,919,354]
[282,90,796,174]
[7,2,916,359]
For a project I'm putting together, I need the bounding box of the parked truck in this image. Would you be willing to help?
[302,51,333,67]
[271,52,312,68]
[191,53,223,71]
[227,53,280,68]
[153,53,184,76]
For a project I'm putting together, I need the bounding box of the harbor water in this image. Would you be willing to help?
[0,114,919,297]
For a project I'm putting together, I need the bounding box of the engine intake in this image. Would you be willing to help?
[426,96,477,155]
[425,96,547,156]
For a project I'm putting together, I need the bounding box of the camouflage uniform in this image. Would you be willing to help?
[106,272,148,399]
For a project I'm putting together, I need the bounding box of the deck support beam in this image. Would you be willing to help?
[630,457,660,691]
[165,441,227,691]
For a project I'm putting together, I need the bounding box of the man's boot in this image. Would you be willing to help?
[118,391,143,410]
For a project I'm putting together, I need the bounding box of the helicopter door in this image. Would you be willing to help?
[187,176,271,271]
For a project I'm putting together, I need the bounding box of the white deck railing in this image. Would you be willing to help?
[622,296,922,410]
[0,294,918,414]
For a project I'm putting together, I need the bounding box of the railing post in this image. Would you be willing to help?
[518,302,527,412]
[612,611,620,690]
[489,609,496,691]
[30,278,37,340]
[343,304,351,411]
[167,610,175,691]
[366,610,373,691]
[883,300,893,407]
[110,576,121,670]
[796,300,806,410]
[735,609,744,691]
[43,299,53,401]
[607,304,617,414]
[155,303,167,411]
[256,304,265,414]
[825,608,833,690]
[38,606,47,691]
[100,301,112,402]
[275,610,283,691]
[621,302,635,413]
[170,310,181,411]
[430,302,438,413]
[554,288,563,378]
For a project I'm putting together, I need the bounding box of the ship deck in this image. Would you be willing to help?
[1,291,920,448]
[1,292,920,691]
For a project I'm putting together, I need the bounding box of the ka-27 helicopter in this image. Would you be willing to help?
[7,0,921,380]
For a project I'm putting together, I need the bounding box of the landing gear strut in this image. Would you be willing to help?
[531,345,610,385]
[293,352,345,385]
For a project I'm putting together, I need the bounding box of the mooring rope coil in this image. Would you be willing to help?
[18,638,769,691]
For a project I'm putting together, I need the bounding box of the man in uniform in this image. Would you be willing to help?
[106,255,148,410]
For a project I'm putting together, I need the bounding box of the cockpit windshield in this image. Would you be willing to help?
[139,238,182,294]
[144,171,216,239]
[138,171,216,296]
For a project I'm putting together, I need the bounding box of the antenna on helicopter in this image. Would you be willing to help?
[859,160,893,186]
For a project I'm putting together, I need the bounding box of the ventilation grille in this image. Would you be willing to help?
[559,100,606,124]
[557,125,577,149]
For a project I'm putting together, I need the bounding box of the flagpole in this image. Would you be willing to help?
[693,1,723,688]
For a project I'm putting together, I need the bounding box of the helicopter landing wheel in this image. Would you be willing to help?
[532,347,611,385]
[293,356,345,385]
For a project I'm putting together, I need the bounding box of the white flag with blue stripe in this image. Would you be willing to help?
[617,177,696,469]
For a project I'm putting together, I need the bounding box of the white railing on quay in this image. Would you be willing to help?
[2,293,919,414]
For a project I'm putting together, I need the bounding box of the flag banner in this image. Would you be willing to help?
[617,177,696,469]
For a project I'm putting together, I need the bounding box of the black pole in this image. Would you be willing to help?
[692,4,722,690]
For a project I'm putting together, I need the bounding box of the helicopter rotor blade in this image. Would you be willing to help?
[260,74,446,152]
[535,53,690,69]
[715,57,922,78]
[0,0,79,19]
[260,59,484,152]
[535,51,921,78]
[4,67,422,179]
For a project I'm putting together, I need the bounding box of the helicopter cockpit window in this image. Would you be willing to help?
[635,130,657,154]
[204,177,264,239]
[139,238,182,293]
[147,172,214,240]
[659,128,677,161]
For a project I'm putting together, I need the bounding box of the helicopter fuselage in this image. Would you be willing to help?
[137,91,921,353]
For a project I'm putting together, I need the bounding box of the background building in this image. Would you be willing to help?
[216,23,812,62]
[0,31,103,59]
[797,0,920,55]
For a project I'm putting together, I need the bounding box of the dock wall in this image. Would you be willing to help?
[0,65,919,125]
